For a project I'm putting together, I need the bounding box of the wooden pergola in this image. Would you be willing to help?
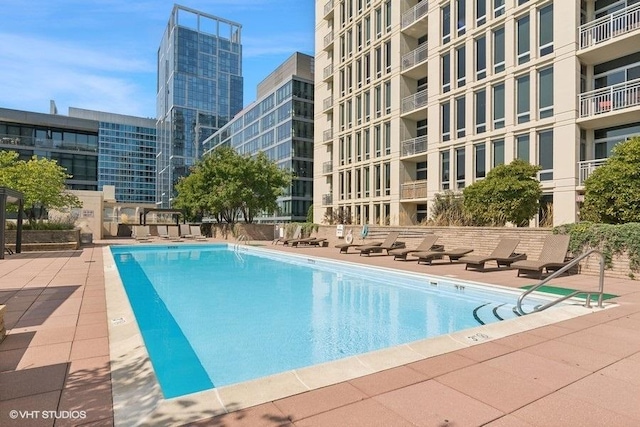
[138,208,184,226]
[0,187,24,259]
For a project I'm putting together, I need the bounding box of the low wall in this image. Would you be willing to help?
[4,229,81,251]
[311,225,634,280]
[0,305,5,343]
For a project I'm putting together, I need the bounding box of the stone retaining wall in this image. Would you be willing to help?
[4,229,81,251]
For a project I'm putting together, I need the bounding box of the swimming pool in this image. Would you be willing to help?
[110,244,552,399]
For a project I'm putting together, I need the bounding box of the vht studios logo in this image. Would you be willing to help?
[9,410,87,420]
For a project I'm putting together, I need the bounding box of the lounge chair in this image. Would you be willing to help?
[190,225,208,241]
[388,234,442,261]
[157,225,171,239]
[132,225,151,241]
[355,231,405,256]
[290,236,327,247]
[275,225,302,245]
[512,234,572,278]
[179,224,193,238]
[167,225,183,241]
[460,238,526,271]
[410,247,474,265]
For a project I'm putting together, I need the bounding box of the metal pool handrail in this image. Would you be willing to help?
[516,249,606,315]
[234,234,247,251]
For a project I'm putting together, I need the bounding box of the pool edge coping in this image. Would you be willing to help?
[103,244,615,426]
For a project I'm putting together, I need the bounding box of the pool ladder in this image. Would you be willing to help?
[516,249,606,315]
[234,234,247,251]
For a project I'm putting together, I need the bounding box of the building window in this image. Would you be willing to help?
[539,4,553,56]
[493,27,505,73]
[384,162,391,195]
[457,0,466,36]
[364,90,370,121]
[476,35,487,80]
[516,134,530,163]
[384,121,391,155]
[364,128,371,159]
[538,130,553,180]
[356,131,362,161]
[492,138,505,167]
[475,89,486,133]
[493,82,505,129]
[442,3,451,44]
[374,124,381,157]
[364,166,370,197]
[375,45,382,78]
[476,0,487,26]
[442,52,451,93]
[516,74,530,124]
[374,164,381,196]
[456,147,466,189]
[539,66,554,119]
[384,41,391,74]
[442,101,451,141]
[384,80,391,114]
[456,45,466,87]
[456,96,466,138]
[517,14,530,65]
[441,151,450,190]
[474,143,486,178]
[374,84,382,118]
[417,161,427,180]
[375,6,382,38]
[385,0,391,32]
[494,0,505,17]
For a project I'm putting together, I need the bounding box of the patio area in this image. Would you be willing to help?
[1,239,640,426]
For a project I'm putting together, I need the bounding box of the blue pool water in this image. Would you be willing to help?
[111,244,544,398]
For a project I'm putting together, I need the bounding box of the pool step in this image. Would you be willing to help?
[472,302,522,325]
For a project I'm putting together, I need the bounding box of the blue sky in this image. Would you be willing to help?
[0,0,314,119]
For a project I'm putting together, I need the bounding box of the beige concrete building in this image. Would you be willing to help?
[313,0,640,226]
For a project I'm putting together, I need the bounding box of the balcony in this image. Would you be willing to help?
[401,180,428,200]
[401,89,428,119]
[401,135,428,158]
[402,2,428,38]
[323,128,333,143]
[322,193,333,205]
[578,78,640,129]
[323,0,334,19]
[401,43,428,79]
[323,96,334,112]
[323,63,334,81]
[578,159,607,186]
[322,161,333,174]
[323,31,334,50]
[578,3,640,64]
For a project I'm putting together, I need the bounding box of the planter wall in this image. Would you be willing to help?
[4,229,81,251]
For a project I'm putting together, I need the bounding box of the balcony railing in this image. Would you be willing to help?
[579,3,640,49]
[324,31,334,49]
[578,159,607,185]
[322,161,333,174]
[401,135,428,157]
[402,43,428,71]
[401,180,428,200]
[323,63,333,80]
[323,0,334,17]
[402,1,429,29]
[323,96,334,111]
[323,128,333,142]
[578,77,640,118]
[322,193,333,205]
[402,89,428,114]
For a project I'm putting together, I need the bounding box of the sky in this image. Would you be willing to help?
[0,0,315,119]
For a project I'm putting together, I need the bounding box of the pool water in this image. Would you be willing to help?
[111,244,544,398]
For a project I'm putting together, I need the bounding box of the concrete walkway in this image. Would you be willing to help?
[1,240,639,426]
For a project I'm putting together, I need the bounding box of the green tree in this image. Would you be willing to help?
[0,151,82,224]
[581,136,640,224]
[173,146,290,224]
[463,159,542,226]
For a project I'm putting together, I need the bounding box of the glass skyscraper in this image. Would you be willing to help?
[69,108,156,204]
[156,4,243,207]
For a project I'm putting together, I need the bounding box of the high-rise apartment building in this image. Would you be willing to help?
[68,108,156,204]
[204,53,315,223]
[156,4,243,207]
[313,0,640,226]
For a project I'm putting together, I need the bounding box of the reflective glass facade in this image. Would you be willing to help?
[0,108,99,190]
[204,73,314,223]
[156,5,243,207]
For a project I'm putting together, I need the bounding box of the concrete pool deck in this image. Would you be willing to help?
[1,239,640,426]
